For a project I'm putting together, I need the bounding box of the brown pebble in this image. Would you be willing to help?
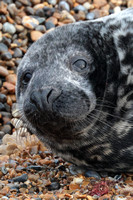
[6,74,17,85]
[31,0,41,5]
[6,15,14,24]
[53,12,61,20]
[30,31,43,41]
[46,17,58,25]
[33,3,45,10]
[93,0,107,8]
[76,0,86,4]
[0,66,9,77]
[0,186,10,195]
[10,43,18,48]
[22,16,39,29]
[15,24,24,32]
[8,94,16,102]
[6,61,15,67]
[69,183,80,190]
[6,95,12,106]
[98,194,112,200]
[28,174,40,182]
[128,0,133,7]
[0,1,7,15]
[3,82,15,94]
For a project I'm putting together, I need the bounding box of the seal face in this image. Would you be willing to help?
[16,8,133,172]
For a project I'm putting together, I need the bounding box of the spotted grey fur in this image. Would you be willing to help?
[16,8,133,172]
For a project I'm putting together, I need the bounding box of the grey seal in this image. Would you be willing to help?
[16,8,133,172]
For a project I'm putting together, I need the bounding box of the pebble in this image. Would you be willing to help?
[84,170,101,180]
[1,125,12,134]
[30,30,43,41]
[0,131,5,139]
[0,94,7,103]
[0,31,2,41]
[0,102,6,111]
[43,7,55,18]
[45,21,55,30]
[35,25,46,33]
[10,173,28,183]
[2,37,11,47]
[28,174,40,182]
[128,0,133,7]
[13,48,23,58]
[25,6,35,15]
[35,8,45,17]
[31,0,41,5]
[59,1,70,12]
[60,10,76,22]
[3,82,15,93]
[114,6,121,13]
[0,43,8,53]
[15,24,24,32]
[1,111,12,118]
[83,2,91,10]
[7,3,18,16]
[93,0,107,8]
[48,0,57,6]
[46,16,58,25]
[86,12,95,20]
[18,0,31,6]
[6,74,17,85]
[1,51,12,60]
[22,16,39,29]
[0,66,9,77]
[3,22,16,35]
[27,165,44,171]
[47,182,60,191]
[74,5,87,12]
[32,16,45,24]
[0,23,2,30]
[73,177,83,184]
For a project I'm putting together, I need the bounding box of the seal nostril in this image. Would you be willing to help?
[45,88,61,108]
[30,88,61,112]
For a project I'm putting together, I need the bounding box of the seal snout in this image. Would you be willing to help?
[30,87,61,112]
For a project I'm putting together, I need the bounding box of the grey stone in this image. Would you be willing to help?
[1,51,12,60]
[74,5,87,12]
[47,182,60,191]
[10,173,28,183]
[0,43,8,53]
[45,21,55,30]
[3,22,16,34]
[13,48,23,58]
[0,94,7,103]
[48,0,57,5]
[1,125,12,134]
[84,170,101,180]
[25,6,35,15]
[35,25,46,33]
[0,102,6,111]
[86,12,95,20]
[59,1,70,12]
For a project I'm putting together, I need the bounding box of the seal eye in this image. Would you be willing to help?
[72,59,87,72]
[22,73,32,85]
